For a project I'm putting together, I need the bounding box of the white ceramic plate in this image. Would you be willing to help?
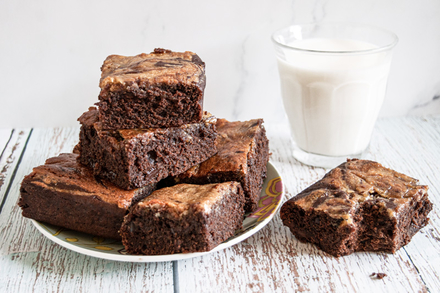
[31,162,283,262]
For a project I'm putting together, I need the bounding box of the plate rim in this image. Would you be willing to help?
[31,161,283,262]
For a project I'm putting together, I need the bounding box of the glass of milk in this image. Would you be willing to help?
[272,23,398,168]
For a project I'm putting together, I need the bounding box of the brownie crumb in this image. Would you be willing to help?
[371,272,387,279]
[153,48,172,54]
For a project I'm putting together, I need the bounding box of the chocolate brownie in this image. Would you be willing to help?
[120,182,245,255]
[280,159,432,257]
[77,107,217,190]
[161,118,269,213]
[97,48,206,129]
[18,153,155,240]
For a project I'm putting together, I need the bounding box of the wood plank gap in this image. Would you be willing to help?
[173,261,180,293]
[0,129,33,215]
[0,129,14,162]
[403,247,431,293]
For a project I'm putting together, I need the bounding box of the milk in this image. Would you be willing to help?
[277,38,392,157]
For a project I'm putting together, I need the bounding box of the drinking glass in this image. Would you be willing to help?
[272,23,398,168]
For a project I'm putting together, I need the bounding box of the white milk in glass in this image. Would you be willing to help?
[278,38,392,157]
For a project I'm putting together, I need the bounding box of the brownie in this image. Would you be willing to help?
[161,118,269,213]
[18,153,156,240]
[97,48,206,129]
[280,159,433,257]
[77,107,217,190]
[120,182,245,255]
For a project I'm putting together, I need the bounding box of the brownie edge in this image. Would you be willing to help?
[280,159,433,257]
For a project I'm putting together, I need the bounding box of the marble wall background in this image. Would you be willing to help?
[1,0,440,128]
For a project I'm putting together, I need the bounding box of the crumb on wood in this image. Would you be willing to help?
[370,272,387,279]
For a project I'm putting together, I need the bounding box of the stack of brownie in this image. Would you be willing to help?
[19,48,270,255]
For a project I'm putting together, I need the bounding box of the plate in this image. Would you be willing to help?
[31,162,283,262]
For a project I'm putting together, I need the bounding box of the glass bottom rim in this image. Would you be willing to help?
[292,143,369,169]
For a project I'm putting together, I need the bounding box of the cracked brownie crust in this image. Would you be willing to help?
[97,48,206,129]
[280,159,432,257]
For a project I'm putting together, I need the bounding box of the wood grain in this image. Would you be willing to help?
[0,129,31,211]
[0,129,13,157]
[0,128,173,293]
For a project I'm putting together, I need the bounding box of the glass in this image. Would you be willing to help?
[272,23,398,168]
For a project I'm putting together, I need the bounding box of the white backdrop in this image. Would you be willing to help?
[1,0,440,127]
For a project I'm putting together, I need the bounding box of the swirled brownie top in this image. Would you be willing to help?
[137,182,241,215]
[24,153,147,209]
[78,107,216,141]
[99,48,205,90]
[181,118,265,176]
[293,159,428,224]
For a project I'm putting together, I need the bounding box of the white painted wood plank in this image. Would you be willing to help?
[1,117,438,293]
[0,127,174,293]
[0,129,31,205]
[368,116,440,291]
[1,251,173,293]
[176,120,431,292]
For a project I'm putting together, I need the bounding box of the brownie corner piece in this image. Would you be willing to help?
[18,153,155,240]
[280,159,432,257]
[97,49,206,129]
[164,118,270,213]
[120,182,245,255]
[77,108,217,190]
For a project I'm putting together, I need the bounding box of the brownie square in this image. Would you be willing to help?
[18,153,156,240]
[77,107,217,190]
[97,48,206,129]
[280,159,433,257]
[161,118,269,213]
[120,182,245,255]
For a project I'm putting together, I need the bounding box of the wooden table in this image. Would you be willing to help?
[1,116,439,293]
